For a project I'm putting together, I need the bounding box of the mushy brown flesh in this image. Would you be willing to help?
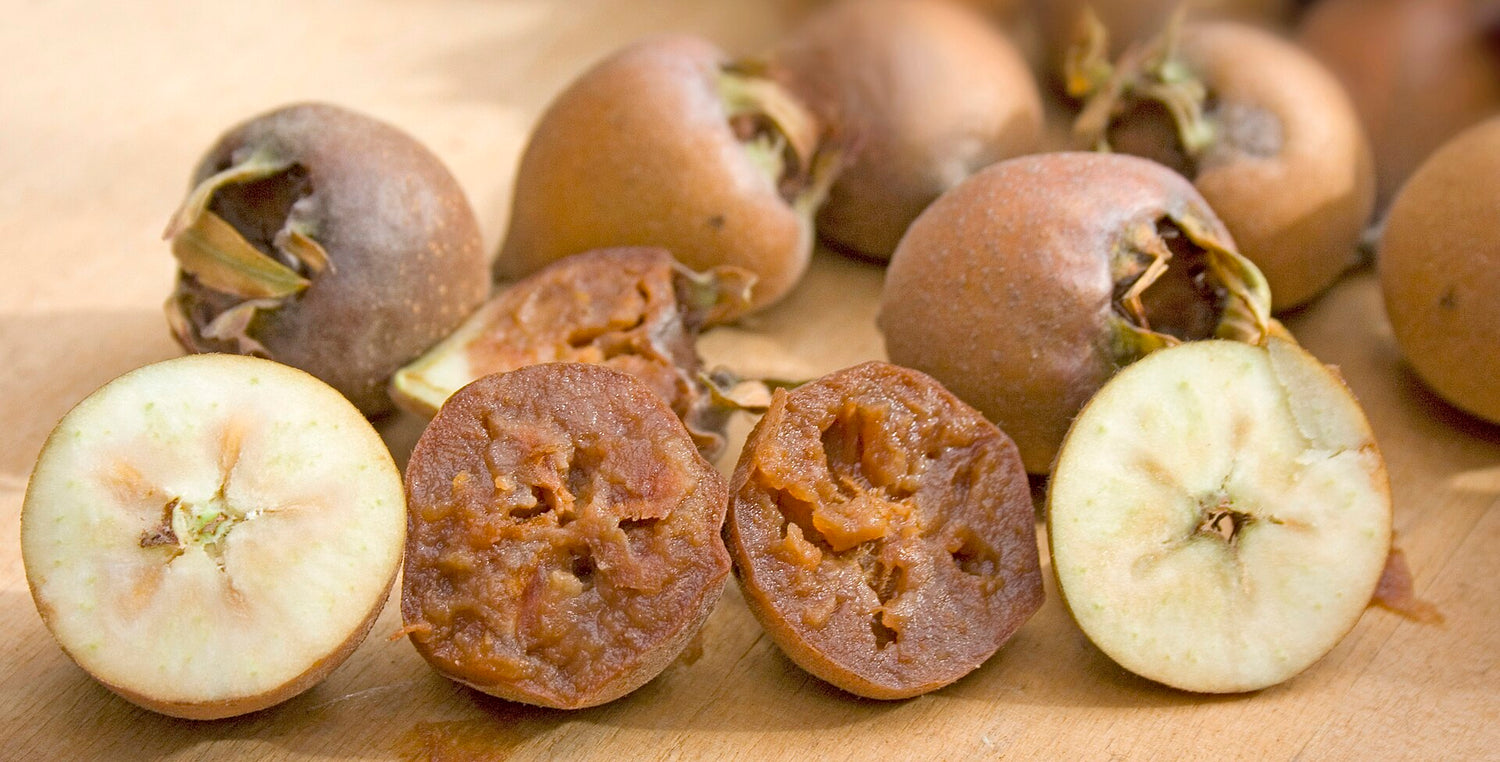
[401,363,731,709]
[726,362,1043,699]
[391,247,749,458]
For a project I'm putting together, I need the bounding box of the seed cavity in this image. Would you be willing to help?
[1197,499,1252,546]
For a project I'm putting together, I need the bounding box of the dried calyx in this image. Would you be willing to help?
[1107,211,1285,364]
[673,260,756,331]
[670,265,762,456]
[163,149,330,355]
[698,370,803,416]
[718,62,839,219]
[1067,7,1216,175]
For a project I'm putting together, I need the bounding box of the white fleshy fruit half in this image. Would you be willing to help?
[21,354,406,719]
[1048,338,1391,693]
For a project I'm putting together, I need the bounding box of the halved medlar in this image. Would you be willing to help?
[391,247,753,457]
[401,363,731,709]
[726,362,1042,699]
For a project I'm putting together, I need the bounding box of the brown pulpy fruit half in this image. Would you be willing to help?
[401,363,731,710]
[879,151,1283,475]
[391,247,754,458]
[1067,15,1375,311]
[164,102,489,417]
[726,362,1043,700]
[1298,0,1500,210]
[767,0,1043,260]
[494,36,836,312]
[1380,117,1500,424]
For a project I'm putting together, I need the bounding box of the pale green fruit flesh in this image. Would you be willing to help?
[1048,338,1390,693]
[388,297,502,417]
[21,354,406,715]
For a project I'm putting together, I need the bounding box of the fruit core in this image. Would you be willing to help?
[1196,499,1251,545]
[138,492,255,571]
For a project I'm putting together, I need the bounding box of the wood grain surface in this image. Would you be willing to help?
[2,1,1496,759]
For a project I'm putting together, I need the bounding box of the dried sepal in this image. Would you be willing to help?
[1106,210,1284,366]
[1064,6,1114,100]
[1171,211,1286,346]
[1069,5,1217,159]
[717,62,842,219]
[687,368,811,457]
[719,63,820,174]
[276,224,335,275]
[170,210,310,300]
[162,149,294,240]
[671,263,756,329]
[198,299,281,356]
[697,369,786,415]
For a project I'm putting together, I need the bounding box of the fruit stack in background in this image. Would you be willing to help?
[10,0,1497,751]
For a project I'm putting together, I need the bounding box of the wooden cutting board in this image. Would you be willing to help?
[1,1,1495,758]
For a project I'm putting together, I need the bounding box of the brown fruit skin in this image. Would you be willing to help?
[770,0,1043,259]
[495,36,813,312]
[1379,117,1500,424]
[878,152,1234,474]
[1298,0,1500,210]
[1036,0,1293,75]
[401,363,731,709]
[726,362,1042,699]
[170,103,488,417]
[1178,22,1376,311]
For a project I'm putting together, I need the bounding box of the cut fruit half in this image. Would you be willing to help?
[1048,338,1390,693]
[21,354,407,719]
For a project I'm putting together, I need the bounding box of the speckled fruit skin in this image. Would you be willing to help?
[878,152,1236,474]
[1379,118,1500,424]
[1175,22,1375,311]
[770,0,1042,260]
[495,36,815,312]
[169,103,489,417]
[1298,0,1500,210]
